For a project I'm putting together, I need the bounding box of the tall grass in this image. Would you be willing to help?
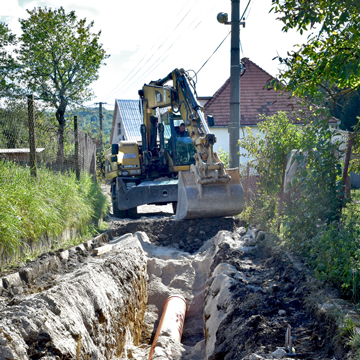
[0,160,109,254]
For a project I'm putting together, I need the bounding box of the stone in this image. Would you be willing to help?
[249,354,265,360]
[243,235,257,246]
[188,227,195,233]
[58,250,69,263]
[272,348,287,358]
[236,226,247,236]
[278,309,286,316]
[2,272,22,289]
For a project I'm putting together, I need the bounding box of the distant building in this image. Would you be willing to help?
[0,148,45,163]
[110,99,142,144]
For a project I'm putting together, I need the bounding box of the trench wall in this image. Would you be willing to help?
[0,227,78,271]
[0,233,148,359]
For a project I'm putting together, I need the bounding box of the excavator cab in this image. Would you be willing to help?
[162,112,196,166]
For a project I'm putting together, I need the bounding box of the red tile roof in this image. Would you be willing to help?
[204,58,337,126]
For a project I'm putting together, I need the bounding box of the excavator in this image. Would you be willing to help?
[105,68,244,220]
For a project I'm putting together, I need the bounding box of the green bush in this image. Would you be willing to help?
[217,147,229,168]
[307,206,360,302]
[0,160,109,254]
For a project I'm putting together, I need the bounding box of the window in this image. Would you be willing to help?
[117,122,121,135]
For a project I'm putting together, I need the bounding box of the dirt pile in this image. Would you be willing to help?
[109,216,239,253]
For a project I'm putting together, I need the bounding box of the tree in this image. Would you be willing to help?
[271,0,360,198]
[331,89,360,131]
[0,22,18,98]
[270,0,360,103]
[0,100,29,148]
[239,112,302,229]
[17,7,109,164]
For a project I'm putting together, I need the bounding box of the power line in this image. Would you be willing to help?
[241,0,252,19]
[102,0,196,101]
[114,1,218,99]
[196,31,231,75]
[104,0,219,102]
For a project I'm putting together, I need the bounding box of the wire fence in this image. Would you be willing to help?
[0,96,97,177]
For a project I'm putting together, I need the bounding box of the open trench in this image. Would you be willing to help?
[0,213,353,360]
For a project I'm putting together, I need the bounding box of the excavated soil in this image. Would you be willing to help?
[0,204,354,359]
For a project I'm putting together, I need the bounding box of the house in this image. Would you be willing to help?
[110,99,142,144]
[203,58,339,163]
[0,148,45,163]
[110,99,171,144]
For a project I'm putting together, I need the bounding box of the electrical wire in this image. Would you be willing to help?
[241,0,252,20]
[196,31,231,75]
[104,0,219,102]
[102,0,197,101]
[115,2,210,98]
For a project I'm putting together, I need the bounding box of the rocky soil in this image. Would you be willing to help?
[0,201,357,359]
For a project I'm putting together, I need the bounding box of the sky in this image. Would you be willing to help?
[1,0,308,111]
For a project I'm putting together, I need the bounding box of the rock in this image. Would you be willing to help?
[283,283,294,292]
[272,284,280,293]
[236,226,247,236]
[272,348,287,358]
[2,272,22,289]
[249,354,265,360]
[243,235,257,246]
[188,227,195,233]
[278,309,286,316]
[158,234,168,240]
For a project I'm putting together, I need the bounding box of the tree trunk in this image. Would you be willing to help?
[277,153,287,233]
[56,106,66,171]
[340,132,354,209]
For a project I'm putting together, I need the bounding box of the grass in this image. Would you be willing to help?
[0,160,110,257]
[352,189,360,203]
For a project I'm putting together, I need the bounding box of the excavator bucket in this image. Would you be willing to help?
[175,168,244,220]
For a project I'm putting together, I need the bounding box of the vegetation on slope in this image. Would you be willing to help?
[0,160,109,255]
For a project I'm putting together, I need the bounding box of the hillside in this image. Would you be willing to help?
[76,107,114,144]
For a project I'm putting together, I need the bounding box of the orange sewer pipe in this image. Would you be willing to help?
[148,294,187,360]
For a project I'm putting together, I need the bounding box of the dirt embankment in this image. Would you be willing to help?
[0,209,357,359]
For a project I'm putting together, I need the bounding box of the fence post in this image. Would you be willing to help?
[27,95,37,178]
[74,116,80,180]
[245,162,250,207]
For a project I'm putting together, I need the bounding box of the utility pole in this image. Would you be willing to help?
[229,0,240,168]
[217,1,242,168]
[95,102,107,146]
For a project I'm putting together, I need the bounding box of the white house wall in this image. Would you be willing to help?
[112,110,124,144]
[210,126,263,165]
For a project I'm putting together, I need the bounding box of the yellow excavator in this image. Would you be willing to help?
[105,68,244,220]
